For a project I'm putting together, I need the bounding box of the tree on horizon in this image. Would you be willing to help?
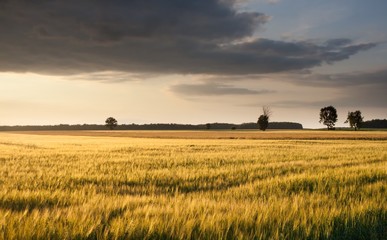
[319,106,338,130]
[257,106,272,131]
[105,117,118,130]
[345,110,363,130]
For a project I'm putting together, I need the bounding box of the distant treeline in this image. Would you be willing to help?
[1,119,386,131]
[206,122,303,130]
[361,119,387,129]
[0,122,303,131]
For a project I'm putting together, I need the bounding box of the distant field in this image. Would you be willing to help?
[0,131,386,239]
[9,129,387,140]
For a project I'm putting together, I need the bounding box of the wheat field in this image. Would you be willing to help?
[0,131,386,239]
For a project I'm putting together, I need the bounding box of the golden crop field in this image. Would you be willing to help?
[0,131,386,239]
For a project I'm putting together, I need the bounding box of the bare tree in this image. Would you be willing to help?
[263,106,272,118]
[257,106,272,131]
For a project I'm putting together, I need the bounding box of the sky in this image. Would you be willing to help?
[0,0,386,128]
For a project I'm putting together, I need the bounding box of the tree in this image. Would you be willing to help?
[257,115,269,131]
[344,110,363,130]
[105,117,118,130]
[319,106,337,130]
[257,106,272,131]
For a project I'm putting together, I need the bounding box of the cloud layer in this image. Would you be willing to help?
[170,82,273,96]
[0,0,376,76]
[294,68,387,87]
[267,68,387,108]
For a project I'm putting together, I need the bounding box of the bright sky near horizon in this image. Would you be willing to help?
[1,0,386,128]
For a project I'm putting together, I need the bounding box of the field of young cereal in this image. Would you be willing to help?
[0,130,386,239]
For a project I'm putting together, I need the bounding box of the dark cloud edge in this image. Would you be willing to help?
[0,1,379,76]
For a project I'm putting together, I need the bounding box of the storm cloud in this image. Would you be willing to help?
[0,0,377,76]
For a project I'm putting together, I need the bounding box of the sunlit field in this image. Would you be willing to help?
[0,131,386,239]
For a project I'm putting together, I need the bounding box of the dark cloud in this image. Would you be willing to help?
[294,68,387,87]
[0,0,377,76]
[170,82,273,96]
[324,38,353,48]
